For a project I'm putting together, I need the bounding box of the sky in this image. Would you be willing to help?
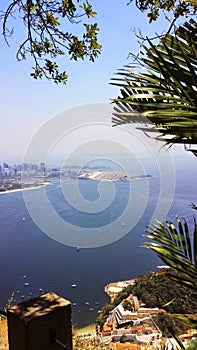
[0,0,183,163]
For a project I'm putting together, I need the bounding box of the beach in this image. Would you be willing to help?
[0,181,51,195]
[105,279,136,303]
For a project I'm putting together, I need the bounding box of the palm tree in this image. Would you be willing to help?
[111,19,197,154]
[144,216,197,291]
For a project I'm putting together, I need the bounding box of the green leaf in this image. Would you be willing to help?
[144,216,197,291]
[111,19,197,146]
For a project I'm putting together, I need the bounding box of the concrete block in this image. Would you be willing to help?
[7,292,72,350]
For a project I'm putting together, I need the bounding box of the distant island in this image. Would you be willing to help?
[78,171,152,182]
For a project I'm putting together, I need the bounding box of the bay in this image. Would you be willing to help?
[0,152,196,328]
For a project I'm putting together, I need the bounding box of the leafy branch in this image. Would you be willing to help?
[0,0,102,84]
[128,0,197,23]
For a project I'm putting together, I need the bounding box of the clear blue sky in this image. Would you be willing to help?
[0,1,174,162]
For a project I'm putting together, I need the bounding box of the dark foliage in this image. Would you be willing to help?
[154,313,197,336]
[132,271,197,313]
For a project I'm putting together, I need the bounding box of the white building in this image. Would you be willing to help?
[114,303,138,325]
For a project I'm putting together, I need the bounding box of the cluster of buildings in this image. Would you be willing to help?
[98,293,163,349]
[97,280,197,350]
[0,162,82,191]
[0,162,56,179]
[0,162,53,192]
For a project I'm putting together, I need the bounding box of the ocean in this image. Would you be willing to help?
[0,150,196,328]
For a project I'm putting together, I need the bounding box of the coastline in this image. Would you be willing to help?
[104,278,136,303]
[0,181,52,195]
[75,323,96,335]
[74,280,137,335]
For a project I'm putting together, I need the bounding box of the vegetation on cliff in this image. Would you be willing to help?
[132,271,197,314]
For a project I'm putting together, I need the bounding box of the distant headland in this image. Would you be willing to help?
[78,171,152,182]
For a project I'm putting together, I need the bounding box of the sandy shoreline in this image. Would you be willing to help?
[0,181,52,195]
[75,323,96,335]
[104,278,136,303]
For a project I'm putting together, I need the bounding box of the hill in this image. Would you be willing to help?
[131,271,197,314]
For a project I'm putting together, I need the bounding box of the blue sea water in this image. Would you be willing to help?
[0,151,197,328]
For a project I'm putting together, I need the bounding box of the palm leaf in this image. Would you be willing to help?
[144,216,197,290]
[111,19,197,146]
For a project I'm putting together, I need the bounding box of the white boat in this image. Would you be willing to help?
[71,284,77,288]
[157,265,170,269]
[24,282,29,286]
[121,221,125,226]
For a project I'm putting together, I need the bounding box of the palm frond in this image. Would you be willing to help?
[144,216,197,290]
[111,19,197,146]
